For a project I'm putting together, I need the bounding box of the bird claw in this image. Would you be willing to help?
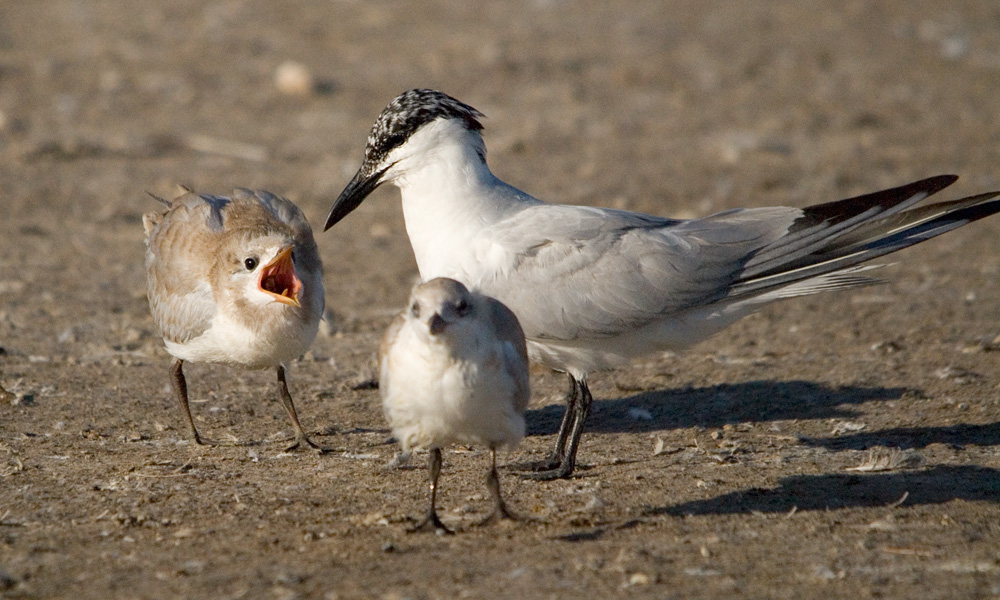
[193,435,250,447]
[518,462,576,481]
[507,454,564,473]
[284,435,330,454]
[407,511,454,535]
[475,504,522,527]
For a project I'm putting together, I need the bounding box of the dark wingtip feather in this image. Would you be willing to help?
[793,175,958,231]
[733,184,1000,301]
[924,190,1000,227]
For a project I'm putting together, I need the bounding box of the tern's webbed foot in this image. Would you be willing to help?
[508,453,564,473]
[408,510,453,535]
[519,461,576,481]
[283,433,330,454]
[192,434,251,447]
[475,503,520,527]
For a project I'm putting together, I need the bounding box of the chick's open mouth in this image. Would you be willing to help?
[259,246,302,306]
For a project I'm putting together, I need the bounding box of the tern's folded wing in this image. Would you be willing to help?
[475,204,800,342]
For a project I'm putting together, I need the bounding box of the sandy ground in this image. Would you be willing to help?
[2,1,1000,598]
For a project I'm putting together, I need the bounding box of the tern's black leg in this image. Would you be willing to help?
[170,359,239,446]
[276,365,327,453]
[523,377,592,480]
[478,447,519,526]
[515,373,578,473]
[558,379,593,475]
[548,374,579,465]
[409,448,453,534]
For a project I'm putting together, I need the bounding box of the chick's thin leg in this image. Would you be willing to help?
[478,447,519,526]
[276,365,327,453]
[170,359,239,446]
[409,448,453,534]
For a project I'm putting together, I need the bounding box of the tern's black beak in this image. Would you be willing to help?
[324,166,386,231]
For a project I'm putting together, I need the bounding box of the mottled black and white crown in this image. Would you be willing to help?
[364,89,485,166]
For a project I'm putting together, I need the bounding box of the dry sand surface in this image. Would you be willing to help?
[2,2,1000,598]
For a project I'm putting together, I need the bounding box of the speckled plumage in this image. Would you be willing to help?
[143,188,326,450]
[363,89,484,177]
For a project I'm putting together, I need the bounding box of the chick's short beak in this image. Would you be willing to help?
[259,246,302,307]
[428,313,447,335]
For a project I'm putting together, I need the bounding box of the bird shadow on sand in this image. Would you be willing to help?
[525,380,909,437]
[799,422,1000,451]
[646,465,1000,516]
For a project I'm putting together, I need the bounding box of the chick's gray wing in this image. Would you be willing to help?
[377,312,408,415]
[483,296,531,414]
[144,195,223,344]
[476,204,802,341]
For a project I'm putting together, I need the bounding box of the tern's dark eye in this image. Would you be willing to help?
[244,257,259,271]
[455,299,469,316]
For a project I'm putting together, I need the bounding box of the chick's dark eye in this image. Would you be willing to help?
[244,257,259,271]
[410,302,420,318]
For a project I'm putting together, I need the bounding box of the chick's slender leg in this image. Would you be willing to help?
[478,447,519,526]
[276,365,327,453]
[170,359,238,446]
[409,448,453,534]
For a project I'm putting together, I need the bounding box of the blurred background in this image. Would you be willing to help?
[4,1,1000,336]
[2,2,1000,598]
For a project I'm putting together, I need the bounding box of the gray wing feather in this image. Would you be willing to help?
[476,204,800,341]
[727,183,1000,300]
[474,177,996,343]
[741,175,957,279]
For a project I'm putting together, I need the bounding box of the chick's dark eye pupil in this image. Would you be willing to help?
[244,257,258,270]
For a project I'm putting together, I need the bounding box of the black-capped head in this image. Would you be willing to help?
[364,89,484,171]
[324,89,485,231]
